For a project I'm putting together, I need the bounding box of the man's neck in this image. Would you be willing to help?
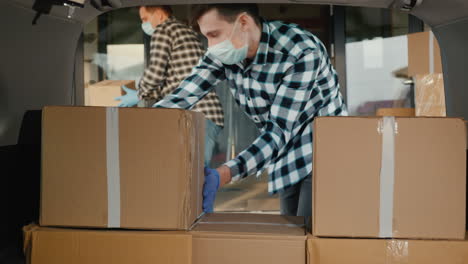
[247,22,263,59]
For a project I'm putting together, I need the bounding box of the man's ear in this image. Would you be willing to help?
[154,8,163,20]
[239,13,250,31]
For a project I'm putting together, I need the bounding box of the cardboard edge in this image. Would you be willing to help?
[191,230,308,241]
[179,110,191,230]
[306,235,316,264]
[312,118,319,236]
[39,107,48,226]
[197,113,205,221]
[22,224,39,264]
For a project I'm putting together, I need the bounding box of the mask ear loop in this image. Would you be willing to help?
[228,12,248,48]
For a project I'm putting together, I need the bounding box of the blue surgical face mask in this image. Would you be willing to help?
[141,21,155,36]
[208,17,249,65]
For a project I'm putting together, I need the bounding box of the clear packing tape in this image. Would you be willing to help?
[308,236,468,264]
[386,240,409,264]
[414,73,446,117]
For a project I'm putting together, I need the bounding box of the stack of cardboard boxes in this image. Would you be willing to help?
[309,116,468,263]
[24,106,307,264]
[24,105,467,263]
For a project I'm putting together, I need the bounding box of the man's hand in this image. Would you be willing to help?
[216,165,232,188]
[115,85,139,107]
[202,166,232,213]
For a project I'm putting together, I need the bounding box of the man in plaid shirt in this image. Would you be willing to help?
[155,4,347,216]
[116,5,224,165]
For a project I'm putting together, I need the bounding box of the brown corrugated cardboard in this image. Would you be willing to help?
[408,31,442,77]
[307,234,468,264]
[376,108,415,117]
[85,80,135,106]
[41,106,204,230]
[313,117,466,239]
[414,73,446,117]
[191,213,306,264]
[23,225,192,264]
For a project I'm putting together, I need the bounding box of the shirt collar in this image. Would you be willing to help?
[252,20,271,66]
[157,16,177,28]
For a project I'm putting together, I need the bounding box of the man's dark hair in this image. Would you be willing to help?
[191,4,261,30]
[143,5,173,16]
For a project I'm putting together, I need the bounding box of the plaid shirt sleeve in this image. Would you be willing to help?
[224,50,329,181]
[154,54,226,109]
[138,26,171,101]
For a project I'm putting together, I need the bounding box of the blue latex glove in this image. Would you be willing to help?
[115,85,139,107]
[203,167,220,213]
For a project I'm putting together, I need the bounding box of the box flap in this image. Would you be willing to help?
[192,213,305,237]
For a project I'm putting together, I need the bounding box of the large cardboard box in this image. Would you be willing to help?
[191,213,306,264]
[313,117,466,239]
[85,80,135,107]
[41,106,205,230]
[23,225,192,264]
[408,31,442,77]
[414,73,446,117]
[307,234,468,264]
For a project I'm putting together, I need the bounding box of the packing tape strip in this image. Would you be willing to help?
[106,107,121,228]
[379,116,396,238]
[386,240,409,264]
[429,31,435,74]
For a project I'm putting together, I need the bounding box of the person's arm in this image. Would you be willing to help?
[222,50,334,184]
[138,26,171,101]
[153,53,226,109]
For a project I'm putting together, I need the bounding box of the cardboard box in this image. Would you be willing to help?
[408,31,442,77]
[41,106,205,230]
[307,234,468,264]
[85,80,135,107]
[376,108,415,117]
[191,213,306,264]
[313,117,466,239]
[414,73,446,117]
[23,225,192,264]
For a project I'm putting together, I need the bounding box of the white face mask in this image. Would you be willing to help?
[207,16,249,65]
[141,21,155,36]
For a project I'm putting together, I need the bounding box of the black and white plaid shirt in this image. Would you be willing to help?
[156,19,347,193]
[139,17,224,127]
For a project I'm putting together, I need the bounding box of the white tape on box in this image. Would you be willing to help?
[106,107,121,228]
[379,116,397,238]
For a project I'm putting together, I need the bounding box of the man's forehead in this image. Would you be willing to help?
[198,9,232,34]
[139,7,148,17]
